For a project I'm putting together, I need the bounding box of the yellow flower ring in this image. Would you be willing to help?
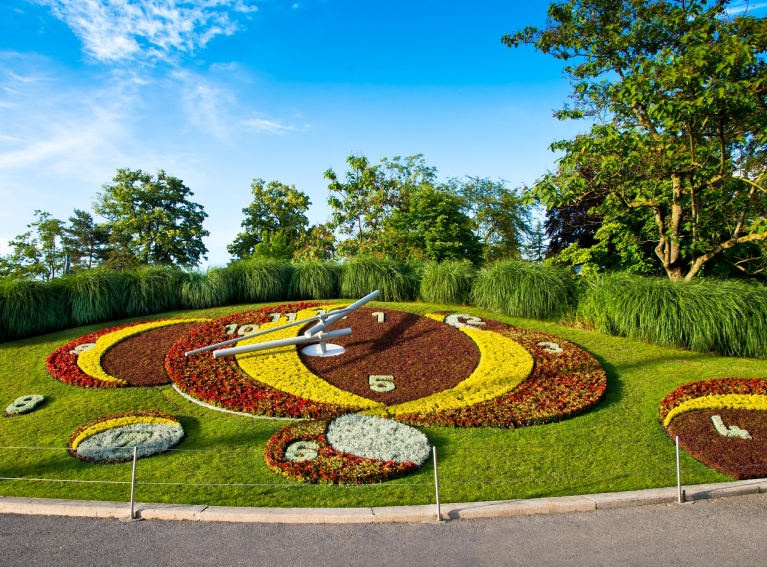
[660,378,767,480]
[167,303,607,427]
[47,318,210,388]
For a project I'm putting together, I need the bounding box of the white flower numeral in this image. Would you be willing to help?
[269,313,281,323]
[445,314,486,329]
[224,324,238,335]
[537,341,564,354]
[711,415,752,440]
[69,343,97,355]
[369,375,395,392]
[371,312,385,323]
[237,324,259,336]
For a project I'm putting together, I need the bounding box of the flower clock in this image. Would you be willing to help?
[660,377,767,480]
[48,302,607,479]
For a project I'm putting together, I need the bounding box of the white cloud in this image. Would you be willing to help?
[243,118,297,134]
[30,0,259,63]
[725,2,767,15]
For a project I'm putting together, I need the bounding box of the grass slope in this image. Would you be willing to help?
[2,301,766,508]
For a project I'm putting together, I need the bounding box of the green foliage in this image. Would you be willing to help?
[472,260,576,320]
[0,279,67,342]
[58,270,125,326]
[288,261,339,300]
[419,261,476,305]
[339,257,418,302]
[121,266,182,317]
[227,258,293,303]
[61,209,110,270]
[227,179,311,260]
[95,168,209,268]
[251,230,295,261]
[179,269,234,310]
[0,211,66,281]
[576,274,767,358]
[508,0,767,280]
[294,223,337,261]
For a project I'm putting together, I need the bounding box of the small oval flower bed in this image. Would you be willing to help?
[47,319,209,388]
[659,377,767,426]
[264,415,429,484]
[5,394,44,417]
[395,326,607,428]
[68,410,184,464]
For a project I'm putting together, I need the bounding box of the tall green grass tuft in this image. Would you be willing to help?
[576,273,767,358]
[339,257,418,302]
[122,266,182,317]
[419,260,476,305]
[57,269,125,326]
[227,259,292,303]
[179,268,234,309]
[0,279,68,341]
[472,260,576,320]
[288,261,339,300]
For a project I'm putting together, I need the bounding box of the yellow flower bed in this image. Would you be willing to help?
[77,318,210,385]
[70,415,180,449]
[663,394,767,426]
[237,307,533,416]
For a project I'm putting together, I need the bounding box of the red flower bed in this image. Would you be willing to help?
[659,377,767,423]
[396,327,607,428]
[166,302,358,419]
[264,419,418,484]
[47,321,148,388]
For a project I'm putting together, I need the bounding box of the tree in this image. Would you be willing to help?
[384,184,483,264]
[506,0,767,280]
[95,169,209,267]
[294,223,337,261]
[61,209,110,269]
[325,154,436,258]
[0,211,65,280]
[227,179,311,259]
[522,221,548,262]
[449,177,531,261]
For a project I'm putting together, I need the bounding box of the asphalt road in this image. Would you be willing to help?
[2,494,767,567]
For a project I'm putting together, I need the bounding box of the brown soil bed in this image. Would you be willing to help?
[101,323,201,386]
[298,308,482,404]
[667,408,767,480]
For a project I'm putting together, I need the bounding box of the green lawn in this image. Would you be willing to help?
[2,300,766,508]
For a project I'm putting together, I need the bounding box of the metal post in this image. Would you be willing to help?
[676,435,683,504]
[433,447,441,521]
[129,446,138,519]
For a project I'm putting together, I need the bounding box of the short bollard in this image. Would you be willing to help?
[433,446,442,521]
[676,435,684,503]
[129,446,138,520]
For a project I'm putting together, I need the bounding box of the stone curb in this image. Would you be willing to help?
[1,478,766,524]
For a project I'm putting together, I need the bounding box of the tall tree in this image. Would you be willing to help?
[506,0,767,280]
[227,179,311,259]
[0,211,66,280]
[61,209,110,269]
[95,169,209,267]
[294,223,337,261]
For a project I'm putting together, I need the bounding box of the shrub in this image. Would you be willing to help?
[0,279,68,341]
[58,269,125,326]
[419,260,476,305]
[227,259,292,303]
[288,261,339,300]
[122,266,182,317]
[576,273,767,358]
[471,260,576,320]
[339,257,418,302]
[179,268,234,309]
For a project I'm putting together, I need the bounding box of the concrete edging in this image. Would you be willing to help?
[2,477,766,523]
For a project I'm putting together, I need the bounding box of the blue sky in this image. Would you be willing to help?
[1,0,765,267]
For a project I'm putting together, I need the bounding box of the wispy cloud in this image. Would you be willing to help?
[243,118,297,134]
[725,1,767,15]
[30,0,259,63]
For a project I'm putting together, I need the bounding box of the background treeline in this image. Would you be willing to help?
[3,257,767,360]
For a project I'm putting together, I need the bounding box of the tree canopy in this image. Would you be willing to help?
[507,0,767,280]
[0,211,66,280]
[95,169,208,268]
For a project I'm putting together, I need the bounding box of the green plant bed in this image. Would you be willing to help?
[2,301,766,508]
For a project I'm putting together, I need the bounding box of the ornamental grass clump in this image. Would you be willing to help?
[576,274,767,358]
[179,268,234,309]
[122,266,182,317]
[419,260,476,305]
[288,261,339,300]
[58,269,125,326]
[227,258,292,303]
[471,260,576,320]
[339,257,418,302]
[0,278,67,342]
